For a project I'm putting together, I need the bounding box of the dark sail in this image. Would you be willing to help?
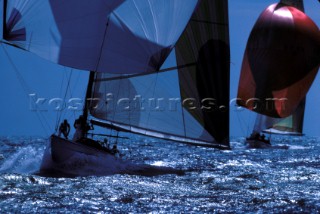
[175,0,230,145]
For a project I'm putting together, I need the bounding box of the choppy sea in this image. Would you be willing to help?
[0,135,319,213]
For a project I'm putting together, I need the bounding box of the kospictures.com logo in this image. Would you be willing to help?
[29,93,288,113]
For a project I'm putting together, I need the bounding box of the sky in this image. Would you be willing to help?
[0,0,319,138]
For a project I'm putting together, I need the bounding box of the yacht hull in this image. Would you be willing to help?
[50,135,111,163]
[245,139,289,150]
[39,135,184,177]
[246,139,272,149]
[39,135,123,177]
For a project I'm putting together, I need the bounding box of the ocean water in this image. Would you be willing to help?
[0,135,319,213]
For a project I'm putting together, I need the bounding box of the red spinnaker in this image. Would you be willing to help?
[237,3,320,118]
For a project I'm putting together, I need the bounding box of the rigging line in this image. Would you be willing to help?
[235,109,247,137]
[3,46,52,134]
[38,111,52,134]
[111,72,123,137]
[2,46,30,93]
[95,62,197,82]
[85,17,111,135]
[70,70,81,97]
[1,44,50,136]
[58,69,73,127]
[145,72,159,137]
[180,94,187,139]
[57,69,73,130]
[65,70,82,124]
[55,68,67,131]
[94,16,110,73]
[128,73,131,129]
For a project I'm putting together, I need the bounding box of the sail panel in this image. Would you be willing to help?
[4,0,198,75]
[254,98,305,136]
[175,0,230,145]
[97,0,198,74]
[91,118,229,149]
[89,0,231,148]
[90,65,215,144]
[4,0,123,69]
[237,3,320,118]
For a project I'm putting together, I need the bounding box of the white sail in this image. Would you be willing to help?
[90,51,215,144]
[3,0,198,75]
[253,98,305,136]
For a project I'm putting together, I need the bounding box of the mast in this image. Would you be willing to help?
[2,0,7,39]
[280,0,304,11]
[83,16,110,123]
[83,71,96,122]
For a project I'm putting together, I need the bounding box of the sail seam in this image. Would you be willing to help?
[95,62,197,82]
[190,19,228,26]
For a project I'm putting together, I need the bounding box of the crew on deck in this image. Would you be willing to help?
[72,115,93,142]
[111,144,120,157]
[248,132,269,143]
[58,119,70,139]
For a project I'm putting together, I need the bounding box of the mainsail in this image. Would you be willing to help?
[2,0,198,75]
[89,0,230,149]
[237,0,320,118]
[175,0,230,144]
[253,98,305,136]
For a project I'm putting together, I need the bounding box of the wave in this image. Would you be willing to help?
[0,145,44,174]
[38,142,184,178]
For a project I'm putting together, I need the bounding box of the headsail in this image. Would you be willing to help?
[237,1,320,118]
[89,0,230,149]
[3,0,198,75]
[253,98,305,136]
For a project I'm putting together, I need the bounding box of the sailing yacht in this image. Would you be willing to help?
[237,0,320,148]
[246,98,305,148]
[2,0,231,176]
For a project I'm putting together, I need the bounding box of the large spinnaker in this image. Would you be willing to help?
[88,0,230,149]
[3,0,198,75]
[3,0,124,67]
[254,97,305,136]
[237,2,320,118]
